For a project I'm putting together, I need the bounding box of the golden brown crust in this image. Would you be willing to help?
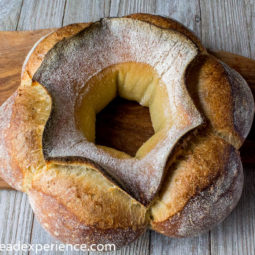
[186,54,254,149]
[0,93,23,190]
[5,83,51,189]
[29,189,146,249]
[0,13,253,247]
[150,131,243,236]
[152,149,243,236]
[220,60,254,142]
[28,161,148,247]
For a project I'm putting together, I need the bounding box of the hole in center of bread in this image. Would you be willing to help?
[75,62,172,159]
[95,97,154,157]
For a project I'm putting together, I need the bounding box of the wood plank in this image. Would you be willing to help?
[0,29,55,105]
[109,0,156,16]
[14,1,67,253]
[155,0,201,37]
[200,1,255,254]
[150,231,210,255]
[63,0,111,25]
[0,0,23,30]
[0,2,33,254]
[0,191,33,255]
[244,0,255,59]
[200,0,250,57]
[17,0,66,30]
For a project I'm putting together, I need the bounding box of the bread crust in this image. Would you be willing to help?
[186,54,254,149]
[150,132,243,236]
[22,23,90,83]
[220,60,255,142]
[28,160,148,248]
[0,13,253,247]
[29,188,146,249]
[126,13,205,52]
[0,93,23,190]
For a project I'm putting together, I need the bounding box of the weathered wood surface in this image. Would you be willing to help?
[0,1,33,255]
[0,0,254,254]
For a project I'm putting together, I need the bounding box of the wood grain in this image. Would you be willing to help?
[244,0,255,60]
[0,2,33,254]
[154,0,201,38]
[30,217,89,255]
[109,0,157,17]
[17,0,66,30]
[0,0,23,30]
[200,0,251,58]
[0,29,55,105]
[63,0,111,25]
[150,231,210,255]
[0,191,34,252]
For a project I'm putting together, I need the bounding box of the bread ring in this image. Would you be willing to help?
[0,14,253,248]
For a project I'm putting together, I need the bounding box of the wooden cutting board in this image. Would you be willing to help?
[0,29,254,190]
